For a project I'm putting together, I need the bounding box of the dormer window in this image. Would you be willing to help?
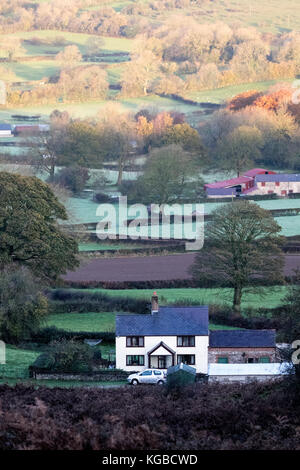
[177,336,195,347]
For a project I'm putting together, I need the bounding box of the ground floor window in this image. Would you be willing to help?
[177,355,195,365]
[259,357,270,363]
[126,355,144,366]
[247,357,270,363]
[217,357,229,364]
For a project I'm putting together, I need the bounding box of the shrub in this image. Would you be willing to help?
[93,193,116,203]
[51,166,90,194]
[47,339,93,373]
[31,352,55,370]
[31,326,115,344]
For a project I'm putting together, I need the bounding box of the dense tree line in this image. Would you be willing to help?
[120,21,300,97]
[1,2,300,105]
[200,83,300,171]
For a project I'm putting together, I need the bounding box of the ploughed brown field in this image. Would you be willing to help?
[64,254,300,283]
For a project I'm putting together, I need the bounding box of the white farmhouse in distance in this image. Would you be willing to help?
[115,293,209,374]
[0,124,12,137]
[248,174,300,196]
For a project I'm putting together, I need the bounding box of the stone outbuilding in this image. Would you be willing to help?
[208,329,276,364]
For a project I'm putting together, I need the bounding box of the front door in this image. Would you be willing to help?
[158,356,166,369]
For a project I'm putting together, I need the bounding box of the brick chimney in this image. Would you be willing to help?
[151,291,159,314]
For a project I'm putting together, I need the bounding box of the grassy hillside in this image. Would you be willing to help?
[65,286,288,311]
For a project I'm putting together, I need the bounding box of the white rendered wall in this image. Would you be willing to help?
[116,335,209,373]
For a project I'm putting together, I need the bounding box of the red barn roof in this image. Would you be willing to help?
[204,176,252,189]
[243,168,277,177]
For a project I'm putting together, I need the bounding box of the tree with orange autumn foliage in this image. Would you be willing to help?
[227,90,262,111]
[254,89,292,111]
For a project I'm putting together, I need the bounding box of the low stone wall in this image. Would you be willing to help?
[209,375,284,383]
[34,370,131,382]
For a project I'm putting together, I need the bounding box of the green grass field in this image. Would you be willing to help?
[185,79,295,104]
[0,343,123,386]
[77,0,300,34]
[0,341,117,386]
[78,242,156,251]
[10,30,134,54]
[67,286,288,311]
[0,346,40,379]
[45,311,240,333]
[45,312,116,332]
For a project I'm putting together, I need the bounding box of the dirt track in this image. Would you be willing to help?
[64,253,300,283]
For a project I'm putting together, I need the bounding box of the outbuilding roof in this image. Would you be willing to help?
[204,176,251,189]
[116,306,209,337]
[209,329,276,348]
[243,168,276,177]
[256,173,300,183]
[206,187,238,196]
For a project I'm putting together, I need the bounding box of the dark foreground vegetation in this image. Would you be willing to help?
[0,379,299,450]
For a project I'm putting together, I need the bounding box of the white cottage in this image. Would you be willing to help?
[115,293,209,374]
[247,173,300,196]
[0,124,12,137]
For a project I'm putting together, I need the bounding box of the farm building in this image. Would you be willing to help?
[116,294,284,382]
[0,124,12,137]
[13,124,50,136]
[246,173,300,196]
[14,125,40,136]
[208,330,277,364]
[204,168,276,198]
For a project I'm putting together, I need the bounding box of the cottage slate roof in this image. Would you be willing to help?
[0,124,12,131]
[116,306,209,336]
[256,173,300,182]
[209,329,276,348]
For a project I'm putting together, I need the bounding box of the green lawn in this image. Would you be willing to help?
[45,312,116,332]
[0,346,40,379]
[10,30,135,54]
[0,342,117,385]
[74,286,288,310]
